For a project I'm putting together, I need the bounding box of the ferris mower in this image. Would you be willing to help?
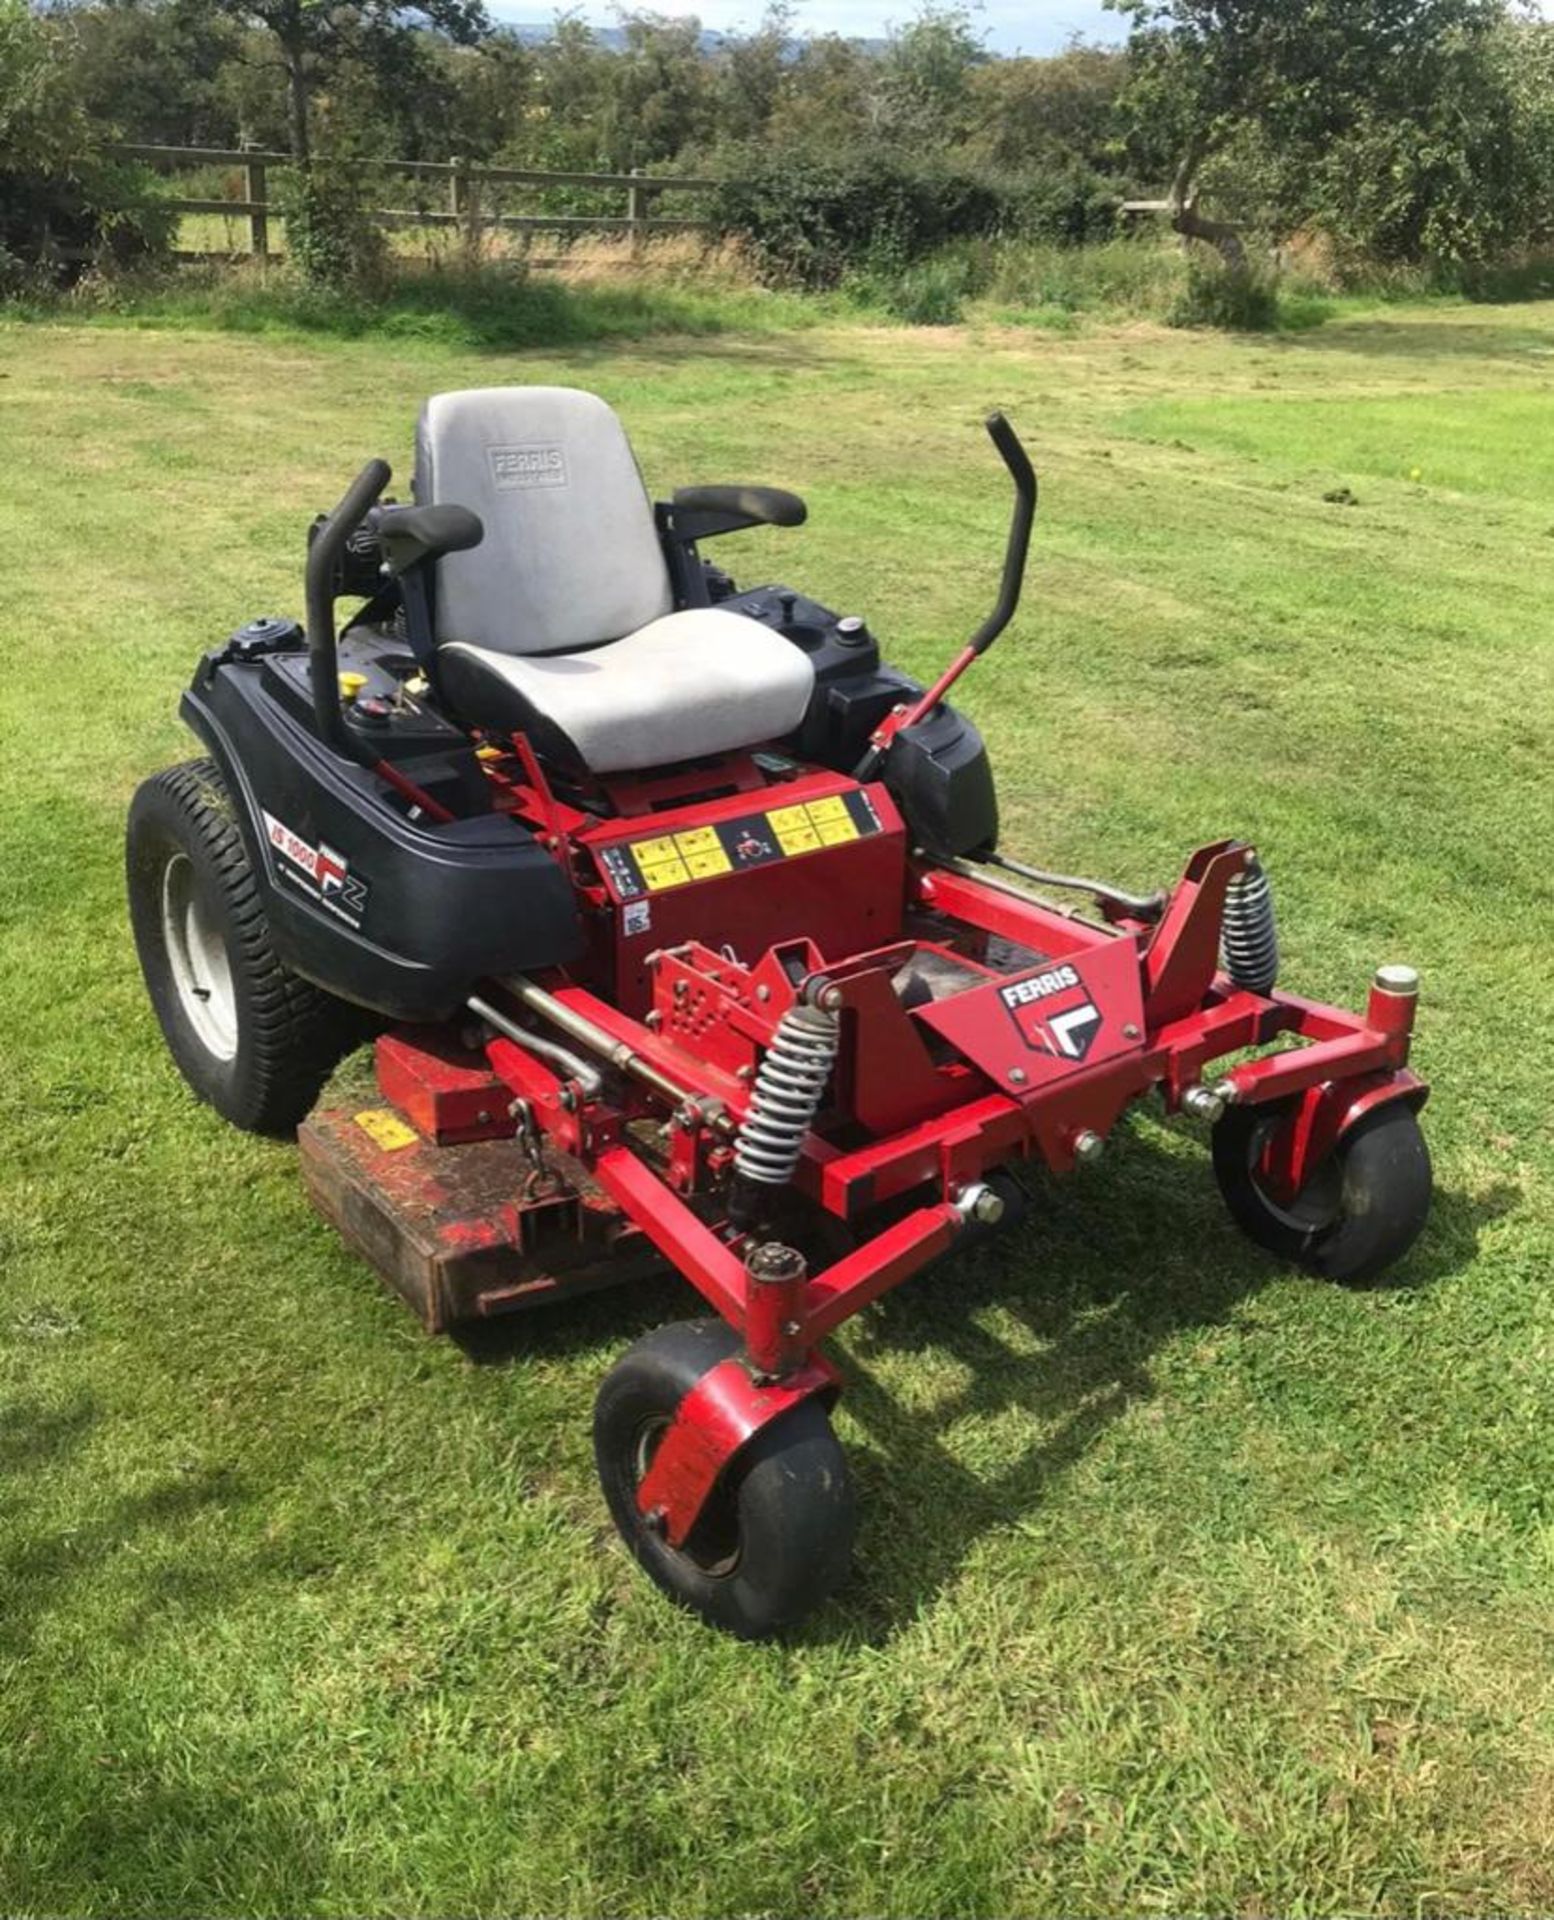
[127,387,1432,1636]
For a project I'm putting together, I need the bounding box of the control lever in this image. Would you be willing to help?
[306,458,391,759]
[854,413,1037,782]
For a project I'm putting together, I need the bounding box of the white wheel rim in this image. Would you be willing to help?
[160,852,238,1061]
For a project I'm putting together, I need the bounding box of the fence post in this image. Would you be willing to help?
[449,154,481,257]
[244,142,269,261]
[627,166,646,256]
[464,161,481,257]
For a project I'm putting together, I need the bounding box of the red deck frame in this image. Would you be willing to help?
[376,747,1424,1546]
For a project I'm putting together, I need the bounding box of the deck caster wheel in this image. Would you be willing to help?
[1212,1099,1432,1283]
[127,759,367,1136]
[594,1320,855,1638]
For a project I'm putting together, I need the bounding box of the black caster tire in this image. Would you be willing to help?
[594,1319,855,1639]
[126,759,367,1136]
[1212,1098,1432,1284]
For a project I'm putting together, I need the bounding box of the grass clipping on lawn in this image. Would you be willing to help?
[0,297,1552,1917]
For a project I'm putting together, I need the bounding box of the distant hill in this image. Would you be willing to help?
[493,18,889,55]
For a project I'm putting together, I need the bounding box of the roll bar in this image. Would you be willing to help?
[305,457,392,758]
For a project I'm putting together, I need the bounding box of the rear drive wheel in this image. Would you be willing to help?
[594,1319,855,1638]
[127,759,365,1134]
[1212,1098,1431,1283]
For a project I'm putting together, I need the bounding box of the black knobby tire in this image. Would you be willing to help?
[1211,1098,1432,1284]
[594,1319,855,1638]
[126,759,365,1135]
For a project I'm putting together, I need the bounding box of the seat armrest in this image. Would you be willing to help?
[373,502,484,577]
[668,485,807,542]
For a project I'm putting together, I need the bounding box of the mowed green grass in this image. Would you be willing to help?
[1,300,1552,1918]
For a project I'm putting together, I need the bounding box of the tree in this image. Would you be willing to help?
[1106,0,1504,266]
[1286,7,1540,264]
[598,10,716,169]
[769,32,871,150]
[714,2,794,148]
[64,0,245,149]
[1,0,172,279]
[962,40,1127,175]
[210,0,489,162]
[527,12,613,169]
[435,32,535,162]
[875,1,988,145]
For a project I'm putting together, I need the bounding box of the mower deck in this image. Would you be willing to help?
[299,1103,660,1332]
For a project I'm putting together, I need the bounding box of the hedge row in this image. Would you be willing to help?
[709,149,1124,289]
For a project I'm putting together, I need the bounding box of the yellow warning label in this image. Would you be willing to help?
[354,1108,418,1152]
[806,795,850,825]
[634,835,679,867]
[674,826,722,855]
[675,827,732,878]
[773,818,821,854]
[815,814,860,846]
[613,790,873,898]
[641,857,691,892]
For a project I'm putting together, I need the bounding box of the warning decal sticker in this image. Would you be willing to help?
[354,1107,418,1152]
[599,789,884,900]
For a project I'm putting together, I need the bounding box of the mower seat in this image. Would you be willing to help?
[418,387,814,774]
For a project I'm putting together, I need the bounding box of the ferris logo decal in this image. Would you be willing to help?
[1001,964,1081,1008]
[1000,964,1103,1061]
[488,443,567,490]
[261,810,369,927]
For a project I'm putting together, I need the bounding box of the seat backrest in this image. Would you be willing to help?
[415,386,673,656]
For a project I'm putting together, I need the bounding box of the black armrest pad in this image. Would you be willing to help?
[374,502,484,576]
[670,485,807,540]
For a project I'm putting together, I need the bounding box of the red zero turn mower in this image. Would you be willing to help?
[128,388,1432,1636]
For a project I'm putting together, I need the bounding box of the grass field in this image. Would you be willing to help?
[2,296,1552,1917]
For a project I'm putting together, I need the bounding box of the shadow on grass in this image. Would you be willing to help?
[447,1122,1515,1643]
[0,1672,333,1915]
[452,1263,693,1368]
[45,265,853,361]
[1281,316,1554,363]
[0,1760,336,1920]
[0,1398,248,1660]
[811,1157,1514,1644]
[0,1412,333,1911]
[0,1397,96,1475]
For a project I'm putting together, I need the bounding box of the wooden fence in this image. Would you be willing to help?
[111,144,719,258]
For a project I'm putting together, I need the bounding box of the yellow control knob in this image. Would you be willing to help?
[338,671,368,699]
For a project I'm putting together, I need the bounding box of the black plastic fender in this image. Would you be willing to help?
[180,660,581,1022]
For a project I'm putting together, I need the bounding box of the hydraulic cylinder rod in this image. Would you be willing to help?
[975,849,1165,920]
[499,976,735,1133]
[466,993,603,1096]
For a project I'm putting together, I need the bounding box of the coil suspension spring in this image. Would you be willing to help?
[1220,853,1279,994]
[732,1002,840,1201]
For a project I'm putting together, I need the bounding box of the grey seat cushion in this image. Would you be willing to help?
[418,384,816,773]
[439,608,815,774]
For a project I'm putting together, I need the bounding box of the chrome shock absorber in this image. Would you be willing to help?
[1220,853,1280,994]
[731,1002,840,1224]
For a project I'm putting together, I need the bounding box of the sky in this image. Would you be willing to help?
[493,0,1126,57]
